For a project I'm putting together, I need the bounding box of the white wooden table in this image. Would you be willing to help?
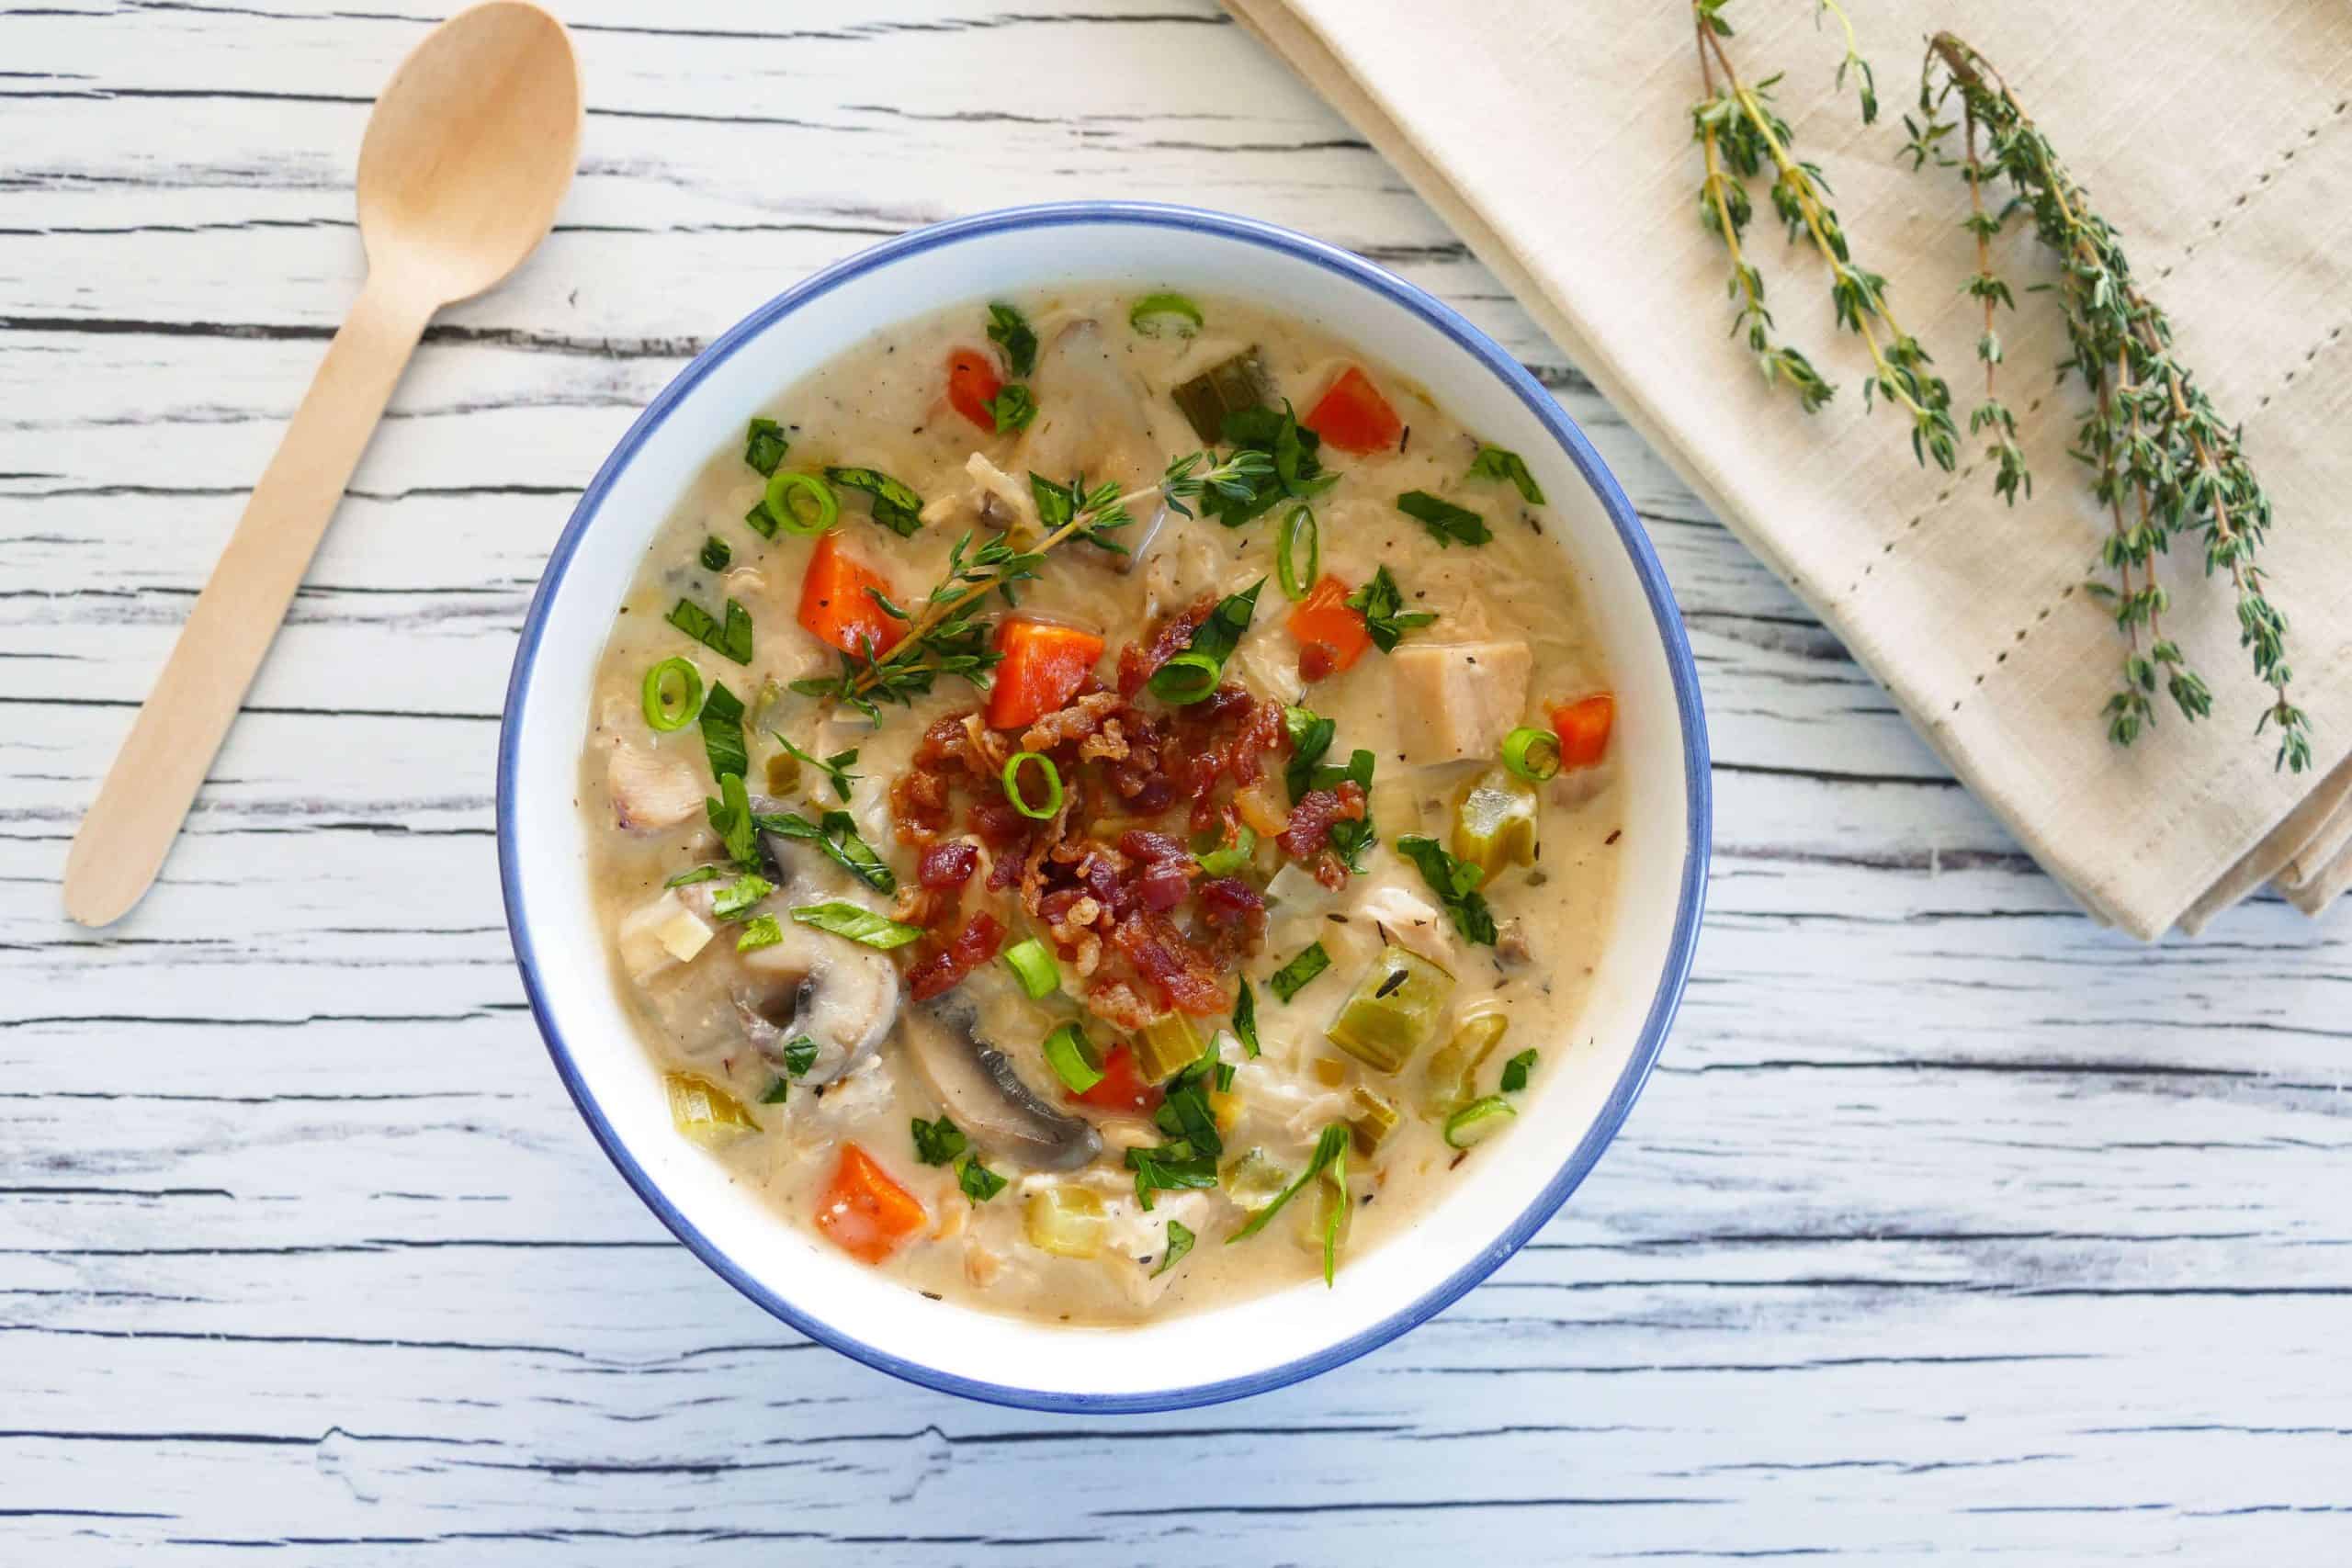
[6,4,2347,1562]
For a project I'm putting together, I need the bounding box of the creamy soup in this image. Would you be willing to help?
[578,290,1621,1323]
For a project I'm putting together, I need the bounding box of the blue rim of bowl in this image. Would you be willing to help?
[498,200,1711,1414]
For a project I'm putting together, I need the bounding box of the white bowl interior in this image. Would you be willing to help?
[504,211,1702,1405]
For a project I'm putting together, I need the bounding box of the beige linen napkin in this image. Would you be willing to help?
[1225,0,2352,938]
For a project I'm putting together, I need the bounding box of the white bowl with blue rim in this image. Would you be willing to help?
[499,202,1710,1413]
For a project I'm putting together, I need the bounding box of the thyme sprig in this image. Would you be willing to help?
[1690,0,1955,468]
[797,448,1272,723]
[1914,34,2305,772]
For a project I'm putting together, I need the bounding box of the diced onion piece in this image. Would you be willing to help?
[1002,937,1061,999]
[1001,751,1063,821]
[1442,1094,1516,1149]
[1043,1021,1103,1094]
[1023,1186,1109,1259]
[1500,724,1562,782]
[655,904,715,964]
[641,657,703,731]
[665,1072,760,1148]
[1326,944,1456,1075]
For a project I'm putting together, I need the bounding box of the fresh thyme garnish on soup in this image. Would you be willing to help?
[583,291,1623,1317]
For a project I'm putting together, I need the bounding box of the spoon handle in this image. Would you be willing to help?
[62,271,436,927]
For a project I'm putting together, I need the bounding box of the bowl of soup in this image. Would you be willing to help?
[499,202,1708,1411]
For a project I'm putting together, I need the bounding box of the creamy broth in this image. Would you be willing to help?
[578,291,1621,1323]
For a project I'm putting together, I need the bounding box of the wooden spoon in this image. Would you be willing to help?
[62,3,582,928]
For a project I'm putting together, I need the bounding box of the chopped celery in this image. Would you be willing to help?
[1023,1186,1108,1258]
[1443,1094,1516,1149]
[1452,766,1541,880]
[1325,944,1456,1074]
[1347,1086,1401,1153]
[1170,348,1272,444]
[763,749,802,798]
[1222,1148,1293,1208]
[1422,1010,1509,1118]
[664,1072,760,1148]
[1309,1056,1347,1089]
[1133,1012,1203,1084]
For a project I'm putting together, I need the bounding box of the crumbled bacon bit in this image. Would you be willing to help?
[1299,641,1338,682]
[1276,780,1368,862]
[906,909,1005,1001]
[1020,689,1121,754]
[1134,857,1193,912]
[1116,597,1215,697]
[1084,977,1159,1032]
[1195,874,1267,931]
[917,839,978,889]
[968,798,1031,847]
[1110,910,1229,1016]
[1117,829,1190,863]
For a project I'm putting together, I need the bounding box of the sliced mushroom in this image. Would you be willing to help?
[903,995,1102,1172]
[727,804,903,1084]
[1014,320,1173,570]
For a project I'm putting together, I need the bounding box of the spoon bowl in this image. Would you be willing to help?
[358,1,583,303]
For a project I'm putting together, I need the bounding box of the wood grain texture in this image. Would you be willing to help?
[2,1,2346,1562]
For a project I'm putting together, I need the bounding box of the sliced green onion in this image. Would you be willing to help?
[1001,751,1063,820]
[1128,292,1204,337]
[1442,1094,1516,1149]
[1194,824,1257,876]
[1043,1021,1103,1094]
[1275,502,1319,602]
[1003,937,1061,1000]
[1149,650,1223,705]
[641,658,704,731]
[1500,725,1562,783]
[763,470,840,538]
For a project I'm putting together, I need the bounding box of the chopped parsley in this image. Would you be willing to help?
[824,466,924,538]
[771,732,860,803]
[789,900,923,950]
[742,416,789,477]
[1269,942,1332,1003]
[987,301,1037,378]
[755,808,896,896]
[698,536,731,572]
[1396,490,1492,548]
[956,1156,1007,1204]
[987,382,1036,433]
[1467,444,1546,505]
[666,595,753,665]
[1231,978,1260,1058]
[1204,402,1338,528]
[1302,746,1379,874]
[734,913,783,953]
[1151,1219,1197,1278]
[1343,565,1438,653]
[705,772,757,868]
[697,679,749,784]
[1500,1048,1538,1093]
[1396,834,1498,946]
[1125,1037,1226,1210]
[1149,578,1264,703]
[759,1033,820,1103]
[911,1114,968,1166]
[663,865,720,889]
[707,872,775,920]
[1283,705,1338,805]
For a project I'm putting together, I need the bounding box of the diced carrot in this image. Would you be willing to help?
[813,1143,928,1265]
[1550,693,1615,769]
[986,616,1105,729]
[1285,575,1373,676]
[1301,366,1403,455]
[796,533,905,658]
[1069,1043,1163,1116]
[945,348,1002,431]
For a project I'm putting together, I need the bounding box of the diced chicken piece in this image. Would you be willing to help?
[607,743,705,831]
[616,890,713,985]
[965,451,1039,541]
[1388,640,1532,765]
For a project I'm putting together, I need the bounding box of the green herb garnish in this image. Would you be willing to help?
[1232,978,1260,1058]
[1466,445,1545,505]
[1396,491,1492,548]
[1152,1219,1197,1278]
[1396,834,1498,946]
[698,536,731,572]
[1227,1123,1349,1244]
[1283,705,1337,805]
[1204,403,1337,528]
[705,772,757,868]
[824,466,924,538]
[734,913,783,953]
[665,596,753,665]
[781,1035,820,1077]
[1269,942,1332,1004]
[1195,825,1257,877]
[1500,1048,1538,1093]
[1149,579,1263,704]
[696,680,748,784]
[742,416,789,477]
[790,900,922,950]
[770,733,859,803]
[755,809,896,896]
[987,383,1036,433]
[986,301,1036,378]
[708,872,775,920]
[956,1156,1007,1204]
[1343,566,1437,653]
[664,865,720,889]
[911,1114,968,1166]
